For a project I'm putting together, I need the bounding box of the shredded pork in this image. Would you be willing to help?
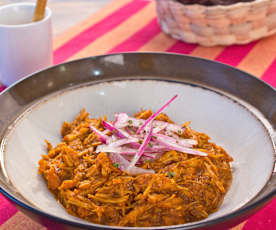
[38,109,233,227]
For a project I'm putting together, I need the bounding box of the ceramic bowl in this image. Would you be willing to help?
[0,53,275,230]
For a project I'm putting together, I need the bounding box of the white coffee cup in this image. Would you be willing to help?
[0,3,52,86]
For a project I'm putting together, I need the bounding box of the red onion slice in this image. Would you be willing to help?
[136,95,178,134]
[153,133,197,148]
[89,124,110,144]
[109,153,154,175]
[109,137,139,147]
[155,136,207,157]
[93,94,208,175]
[114,113,184,134]
[102,121,129,138]
[128,125,154,168]
[96,145,134,154]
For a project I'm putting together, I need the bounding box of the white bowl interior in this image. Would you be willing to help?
[3,80,275,226]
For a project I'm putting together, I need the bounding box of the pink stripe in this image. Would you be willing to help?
[53,0,149,65]
[0,85,6,93]
[243,198,276,230]
[108,18,160,53]
[261,58,276,89]
[40,217,67,230]
[0,194,18,225]
[166,41,197,54]
[215,41,257,67]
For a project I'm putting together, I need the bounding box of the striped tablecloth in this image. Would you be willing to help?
[0,0,276,229]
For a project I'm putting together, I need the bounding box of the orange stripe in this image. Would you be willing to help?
[68,2,156,60]
[230,221,247,230]
[190,46,224,60]
[138,32,176,52]
[0,212,45,230]
[237,33,276,78]
[138,32,224,58]
[53,0,132,50]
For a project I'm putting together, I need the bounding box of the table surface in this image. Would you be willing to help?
[0,0,276,229]
[0,0,112,36]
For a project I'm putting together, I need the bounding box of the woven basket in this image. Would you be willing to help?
[156,0,276,46]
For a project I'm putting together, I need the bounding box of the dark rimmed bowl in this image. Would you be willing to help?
[0,52,275,230]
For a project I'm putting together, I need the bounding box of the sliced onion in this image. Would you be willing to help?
[109,152,154,175]
[124,126,136,135]
[96,145,135,154]
[181,139,197,146]
[153,120,183,134]
[109,137,139,147]
[93,95,209,175]
[108,152,130,170]
[121,152,156,159]
[136,95,178,134]
[102,121,129,138]
[113,113,129,127]
[145,145,167,152]
[155,135,207,157]
[114,113,142,128]
[152,124,166,134]
[102,129,110,135]
[89,124,109,144]
[153,133,197,148]
[126,166,155,175]
[128,125,154,168]
[96,144,158,157]
[114,113,184,134]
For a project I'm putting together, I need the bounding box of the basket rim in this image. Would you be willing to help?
[159,0,273,10]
